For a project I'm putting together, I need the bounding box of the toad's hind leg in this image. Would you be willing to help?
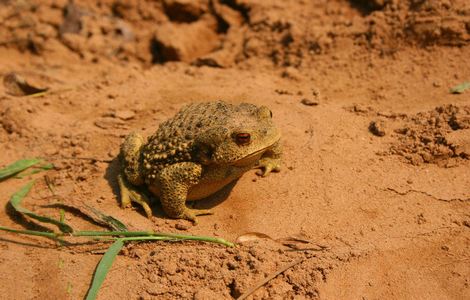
[157,162,212,223]
[118,174,153,218]
[118,132,152,217]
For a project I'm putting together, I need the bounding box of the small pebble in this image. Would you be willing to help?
[300,98,319,106]
[369,120,386,136]
[175,222,190,231]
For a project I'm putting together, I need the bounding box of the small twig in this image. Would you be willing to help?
[237,259,304,300]
[44,175,56,196]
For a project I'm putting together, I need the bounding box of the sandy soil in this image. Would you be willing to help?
[0,0,469,299]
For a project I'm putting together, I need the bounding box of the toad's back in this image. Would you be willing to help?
[141,102,259,183]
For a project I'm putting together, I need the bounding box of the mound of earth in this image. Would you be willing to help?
[389,105,470,166]
[1,0,469,67]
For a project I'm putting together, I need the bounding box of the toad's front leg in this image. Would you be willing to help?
[256,140,282,177]
[155,162,212,223]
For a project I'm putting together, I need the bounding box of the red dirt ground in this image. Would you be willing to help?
[0,0,469,299]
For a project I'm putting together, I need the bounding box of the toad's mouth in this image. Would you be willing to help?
[230,134,280,167]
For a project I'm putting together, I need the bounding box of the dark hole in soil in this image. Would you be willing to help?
[227,279,241,298]
[150,38,179,64]
[220,0,250,22]
[349,0,384,15]
[163,2,201,23]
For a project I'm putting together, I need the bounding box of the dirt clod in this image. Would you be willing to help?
[114,110,136,121]
[369,120,386,136]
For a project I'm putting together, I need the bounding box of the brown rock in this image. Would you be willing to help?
[152,15,220,63]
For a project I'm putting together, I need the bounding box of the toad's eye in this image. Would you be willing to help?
[235,133,251,145]
[269,110,273,118]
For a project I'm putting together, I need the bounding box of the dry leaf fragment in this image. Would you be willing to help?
[235,232,274,243]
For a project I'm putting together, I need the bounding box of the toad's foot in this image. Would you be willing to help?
[178,208,214,224]
[256,157,281,177]
[118,174,152,218]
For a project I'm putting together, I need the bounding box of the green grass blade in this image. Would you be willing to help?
[121,236,174,242]
[14,163,54,179]
[450,81,470,94]
[74,230,235,247]
[0,158,42,181]
[15,169,42,179]
[59,209,65,223]
[53,202,128,232]
[38,163,54,170]
[85,205,128,232]
[150,232,235,246]
[101,216,127,232]
[9,181,73,233]
[0,225,57,238]
[86,239,124,300]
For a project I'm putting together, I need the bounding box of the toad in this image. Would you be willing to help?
[118,101,282,222]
